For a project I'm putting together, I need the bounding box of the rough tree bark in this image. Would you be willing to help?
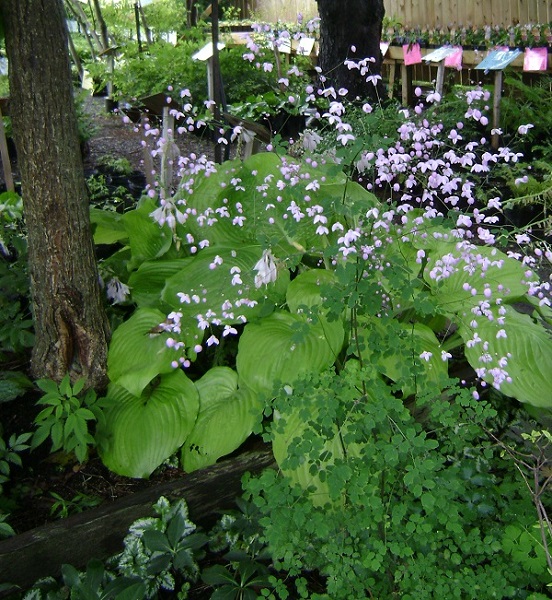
[316,0,386,102]
[1,0,110,389]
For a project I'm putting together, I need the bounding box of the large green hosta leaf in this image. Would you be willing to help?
[272,405,345,507]
[123,197,173,268]
[177,153,379,258]
[424,242,532,315]
[173,158,252,247]
[108,308,183,397]
[90,207,128,245]
[181,367,261,472]
[98,371,199,478]
[236,311,344,395]
[459,305,552,407]
[128,258,193,307]
[161,245,289,322]
[286,269,337,314]
[356,317,448,397]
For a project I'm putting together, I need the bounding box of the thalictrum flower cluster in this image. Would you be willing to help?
[124,34,550,399]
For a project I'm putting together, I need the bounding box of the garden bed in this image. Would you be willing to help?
[0,444,274,596]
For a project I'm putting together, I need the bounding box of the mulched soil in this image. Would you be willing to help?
[82,95,225,175]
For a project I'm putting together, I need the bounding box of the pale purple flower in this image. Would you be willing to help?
[106,278,130,304]
[517,124,534,135]
[206,335,219,347]
[253,249,277,288]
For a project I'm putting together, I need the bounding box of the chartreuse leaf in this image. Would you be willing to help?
[97,371,199,478]
[236,311,344,395]
[108,307,195,397]
[459,305,552,407]
[286,269,337,314]
[357,316,448,397]
[90,207,128,245]
[128,258,193,307]
[172,158,245,247]
[272,404,345,507]
[317,180,379,226]
[161,245,289,323]
[123,197,173,268]
[424,242,532,314]
[181,367,262,472]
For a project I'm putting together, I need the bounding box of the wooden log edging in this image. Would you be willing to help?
[0,447,275,596]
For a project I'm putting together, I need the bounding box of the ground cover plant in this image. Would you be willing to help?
[81,44,552,594]
[1,12,552,597]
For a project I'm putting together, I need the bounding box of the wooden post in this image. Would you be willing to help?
[491,69,503,150]
[0,105,14,192]
[206,57,215,110]
[387,60,397,99]
[401,63,413,106]
[435,60,446,97]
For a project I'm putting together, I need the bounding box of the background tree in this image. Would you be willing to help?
[0,0,110,388]
[316,0,386,101]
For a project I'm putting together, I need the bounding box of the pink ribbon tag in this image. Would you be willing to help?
[403,43,422,65]
[444,46,463,69]
[523,47,548,71]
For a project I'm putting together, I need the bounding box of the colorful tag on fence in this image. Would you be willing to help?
[523,47,548,71]
[297,37,315,56]
[403,43,422,65]
[423,46,458,63]
[475,48,521,71]
[444,46,463,69]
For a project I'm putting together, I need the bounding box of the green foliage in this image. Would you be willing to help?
[0,192,33,359]
[32,374,106,464]
[20,496,206,599]
[97,154,133,177]
[202,499,276,599]
[0,512,15,540]
[87,41,207,104]
[0,425,31,495]
[49,491,102,519]
[244,368,551,598]
[116,496,207,597]
[20,495,283,600]
[87,174,135,213]
[0,423,31,539]
[97,131,552,478]
[23,559,147,600]
[97,371,199,478]
[0,370,32,404]
[501,74,552,160]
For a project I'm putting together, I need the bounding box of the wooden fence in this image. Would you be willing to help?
[384,0,552,27]
[234,0,552,27]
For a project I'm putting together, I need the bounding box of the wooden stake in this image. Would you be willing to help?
[435,60,446,97]
[491,69,503,150]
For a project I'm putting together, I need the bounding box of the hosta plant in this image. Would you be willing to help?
[93,61,552,479]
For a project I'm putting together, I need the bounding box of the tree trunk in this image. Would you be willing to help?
[1,0,110,389]
[316,0,386,102]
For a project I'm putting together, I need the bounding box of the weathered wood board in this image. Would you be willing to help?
[0,448,275,596]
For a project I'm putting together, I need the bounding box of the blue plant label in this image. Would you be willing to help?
[475,49,522,71]
[423,46,459,63]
